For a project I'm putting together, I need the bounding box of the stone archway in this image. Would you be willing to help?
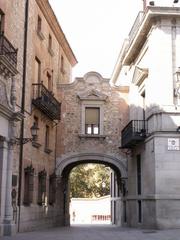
[55,152,127,226]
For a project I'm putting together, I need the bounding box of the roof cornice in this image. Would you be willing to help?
[35,0,77,66]
[123,6,180,65]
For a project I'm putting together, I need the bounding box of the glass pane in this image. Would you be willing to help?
[87,125,92,134]
[93,126,99,134]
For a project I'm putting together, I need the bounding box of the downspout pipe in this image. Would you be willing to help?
[17,0,29,232]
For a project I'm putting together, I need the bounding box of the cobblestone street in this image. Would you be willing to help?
[2,225,180,240]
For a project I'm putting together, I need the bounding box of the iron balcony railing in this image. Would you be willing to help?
[32,83,61,120]
[121,120,148,148]
[0,32,18,68]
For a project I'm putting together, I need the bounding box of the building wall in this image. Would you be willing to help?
[70,196,111,224]
[55,71,129,226]
[56,72,129,158]
[17,0,76,233]
[112,7,180,229]
[0,0,77,235]
[0,0,25,236]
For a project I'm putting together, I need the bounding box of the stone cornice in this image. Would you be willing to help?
[123,7,180,65]
[0,103,23,121]
[77,89,108,101]
[132,66,148,86]
[36,0,77,66]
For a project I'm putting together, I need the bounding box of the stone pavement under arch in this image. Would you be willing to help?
[2,225,180,240]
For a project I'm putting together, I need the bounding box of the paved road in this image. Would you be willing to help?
[2,225,180,240]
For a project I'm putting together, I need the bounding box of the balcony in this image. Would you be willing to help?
[32,83,61,120]
[0,32,18,75]
[121,120,148,148]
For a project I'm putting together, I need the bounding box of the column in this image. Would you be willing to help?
[2,139,16,236]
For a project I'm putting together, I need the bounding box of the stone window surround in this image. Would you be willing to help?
[80,100,105,137]
[36,15,45,41]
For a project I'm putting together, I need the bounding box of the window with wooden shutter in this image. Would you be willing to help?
[85,107,100,135]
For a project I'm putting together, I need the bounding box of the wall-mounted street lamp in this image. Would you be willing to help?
[16,122,39,145]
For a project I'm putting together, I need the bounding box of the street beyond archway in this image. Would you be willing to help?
[2,225,180,240]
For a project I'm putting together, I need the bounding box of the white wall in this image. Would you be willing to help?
[70,196,111,224]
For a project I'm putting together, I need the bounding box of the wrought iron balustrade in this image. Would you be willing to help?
[32,83,61,120]
[0,32,17,68]
[121,120,148,148]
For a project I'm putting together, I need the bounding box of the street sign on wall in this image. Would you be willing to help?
[168,138,180,151]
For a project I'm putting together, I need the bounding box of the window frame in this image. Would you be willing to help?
[81,101,104,136]
[23,166,34,206]
[85,107,100,135]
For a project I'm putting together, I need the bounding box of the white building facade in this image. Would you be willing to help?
[111,4,180,229]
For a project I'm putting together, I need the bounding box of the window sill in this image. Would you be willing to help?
[37,30,45,41]
[79,134,106,139]
[44,148,52,154]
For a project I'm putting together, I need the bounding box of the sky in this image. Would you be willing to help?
[49,0,143,79]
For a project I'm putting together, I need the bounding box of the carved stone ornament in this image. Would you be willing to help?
[77,89,108,101]
[83,72,103,84]
[132,66,148,86]
[0,80,10,107]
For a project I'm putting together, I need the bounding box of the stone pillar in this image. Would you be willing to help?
[0,136,8,236]
[3,139,16,236]
[0,136,16,236]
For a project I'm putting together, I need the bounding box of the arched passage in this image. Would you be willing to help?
[55,153,127,226]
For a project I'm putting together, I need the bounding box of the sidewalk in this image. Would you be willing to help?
[2,225,180,240]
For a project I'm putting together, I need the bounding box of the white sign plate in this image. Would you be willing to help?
[168,138,180,151]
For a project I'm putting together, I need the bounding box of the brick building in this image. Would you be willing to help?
[0,0,24,236]
[0,0,77,236]
[55,71,129,226]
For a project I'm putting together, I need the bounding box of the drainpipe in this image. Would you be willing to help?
[17,0,29,232]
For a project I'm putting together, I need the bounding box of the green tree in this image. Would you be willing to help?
[69,164,110,198]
